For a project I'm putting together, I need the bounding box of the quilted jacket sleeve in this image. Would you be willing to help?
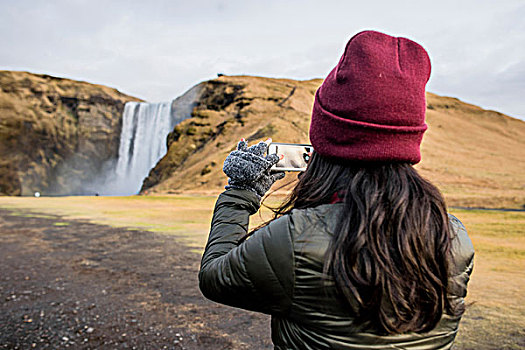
[199,189,295,316]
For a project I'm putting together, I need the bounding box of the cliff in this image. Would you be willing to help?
[0,70,142,195]
[141,76,318,193]
[2,71,522,208]
[142,75,525,209]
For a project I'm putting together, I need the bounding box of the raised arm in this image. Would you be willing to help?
[199,188,294,316]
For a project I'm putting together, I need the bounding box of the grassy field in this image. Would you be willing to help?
[0,194,523,348]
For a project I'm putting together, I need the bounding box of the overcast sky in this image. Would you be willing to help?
[1,0,524,120]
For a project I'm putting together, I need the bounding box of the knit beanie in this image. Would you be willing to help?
[309,30,431,164]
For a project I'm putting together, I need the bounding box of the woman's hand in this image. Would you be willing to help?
[223,138,285,198]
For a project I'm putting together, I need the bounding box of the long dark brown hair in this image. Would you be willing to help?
[257,151,462,334]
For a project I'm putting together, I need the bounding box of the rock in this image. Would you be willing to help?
[140,76,317,194]
[140,75,525,209]
[0,70,142,195]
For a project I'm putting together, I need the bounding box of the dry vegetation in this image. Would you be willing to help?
[1,73,523,208]
[141,75,525,210]
[0,70,141,196]
[0,194,523,348]
[418,93,525,209]
[142,76,320,195]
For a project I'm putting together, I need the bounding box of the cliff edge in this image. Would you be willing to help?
[0,70,142,195]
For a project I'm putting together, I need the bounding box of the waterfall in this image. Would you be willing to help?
[95,101,174,195]
[108,101,174,195]
[90,84,202,196]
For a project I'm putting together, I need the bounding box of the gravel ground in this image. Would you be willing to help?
[0,209,272,349]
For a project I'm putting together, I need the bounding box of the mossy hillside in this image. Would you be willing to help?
[142,75,525,209]
[142,76,320,194]
[0,70,142,195]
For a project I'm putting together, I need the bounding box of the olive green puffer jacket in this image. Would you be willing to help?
[199,189,475,350]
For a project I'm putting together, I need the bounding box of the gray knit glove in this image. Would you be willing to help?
[223,139,286,199]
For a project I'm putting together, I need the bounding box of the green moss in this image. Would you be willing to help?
[201,161,217,176]
[250,123,276,140]
[186,126,197,135]
[53,222,69,226]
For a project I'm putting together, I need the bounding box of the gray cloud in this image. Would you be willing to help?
[1,0,523,119]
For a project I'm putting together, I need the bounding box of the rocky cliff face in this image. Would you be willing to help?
[142,75,525,209]
[0,71,142,195]
[141,75,319,194]
[2,71,523,208]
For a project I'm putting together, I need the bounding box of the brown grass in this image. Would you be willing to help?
[417,93,525,209]
[141,76,525,210]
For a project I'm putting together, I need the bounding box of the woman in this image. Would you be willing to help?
[199,30,474,349]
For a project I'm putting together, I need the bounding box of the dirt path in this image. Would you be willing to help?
[0,209,271,349]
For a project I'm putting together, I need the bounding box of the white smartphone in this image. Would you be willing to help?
[268,143,313,172]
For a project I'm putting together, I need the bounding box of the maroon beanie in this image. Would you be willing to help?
[309,30,431,164]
